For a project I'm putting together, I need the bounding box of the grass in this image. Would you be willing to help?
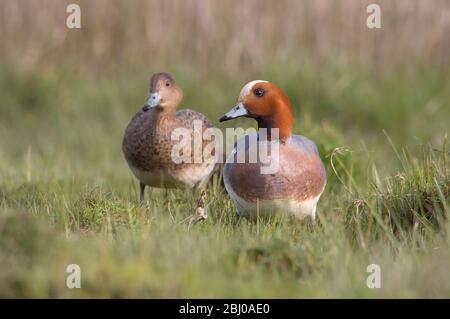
[0,62,448,298]
[0,0,449,298]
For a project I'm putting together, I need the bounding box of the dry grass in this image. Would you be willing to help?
[1,0,449,74]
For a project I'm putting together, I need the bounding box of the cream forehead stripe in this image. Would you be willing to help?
[238,80,269,101]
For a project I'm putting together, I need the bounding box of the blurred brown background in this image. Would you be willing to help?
[1,0,449,75]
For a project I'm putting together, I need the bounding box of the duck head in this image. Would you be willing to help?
[143,72,183,112]
[219,80,293,140]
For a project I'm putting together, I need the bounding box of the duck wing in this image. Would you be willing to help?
[175,109,213,129]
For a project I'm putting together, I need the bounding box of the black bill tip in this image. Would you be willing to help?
[219,115,230,122]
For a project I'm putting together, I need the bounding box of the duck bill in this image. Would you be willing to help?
[143,93,161,111]
[219,102,248,122]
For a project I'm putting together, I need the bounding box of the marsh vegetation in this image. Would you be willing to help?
[0,0,449,297]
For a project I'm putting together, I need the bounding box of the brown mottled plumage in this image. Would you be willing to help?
[122,73,216,203]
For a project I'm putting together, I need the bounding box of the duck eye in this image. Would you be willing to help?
[254,88,265,97]
[165,81,170,87]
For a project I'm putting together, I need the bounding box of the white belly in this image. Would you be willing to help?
[128,162,215,189]
[224,176,322,220]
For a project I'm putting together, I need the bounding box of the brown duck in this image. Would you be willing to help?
[122,73,216,204]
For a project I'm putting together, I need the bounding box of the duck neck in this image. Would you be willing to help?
[154,105,177,120]
[257,99,293,141]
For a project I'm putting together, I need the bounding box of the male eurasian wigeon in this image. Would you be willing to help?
[219,80,326,220]
[122,72,216,204]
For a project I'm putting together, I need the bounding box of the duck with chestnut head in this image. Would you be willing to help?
[219,80,326,220]
[122,72,216,205]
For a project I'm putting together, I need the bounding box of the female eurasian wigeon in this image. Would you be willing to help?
[122,72,216,204]
[219,80,326,220]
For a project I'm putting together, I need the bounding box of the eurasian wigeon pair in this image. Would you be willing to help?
[122,73,326,220]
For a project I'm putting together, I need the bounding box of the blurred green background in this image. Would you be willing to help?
[0,0,449,297]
